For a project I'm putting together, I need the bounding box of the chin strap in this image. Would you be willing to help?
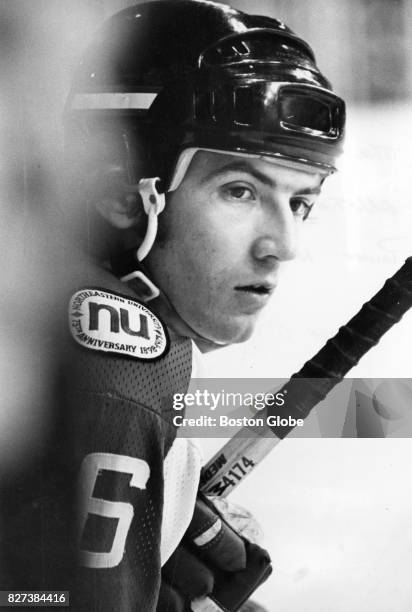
[111,171,228,349]
[110,176,165,300]
[111,250,227,351]
[120,269,160,302]
[136,177,166,262]
[111,249,160,302]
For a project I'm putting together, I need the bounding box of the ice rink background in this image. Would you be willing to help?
[200,102,412,611]
[205,3,412,609]
[1,1,412,610]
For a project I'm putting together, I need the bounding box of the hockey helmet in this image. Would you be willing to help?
[66,0,345,189]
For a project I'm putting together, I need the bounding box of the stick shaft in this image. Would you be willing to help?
[200,258,412,497]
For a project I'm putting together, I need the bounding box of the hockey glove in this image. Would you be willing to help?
[157,493,272,612]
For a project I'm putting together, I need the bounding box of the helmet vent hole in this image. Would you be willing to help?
[233,87,254,126]
[230,40,251,56]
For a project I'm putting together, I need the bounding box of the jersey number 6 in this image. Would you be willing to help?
[78,452,150,568]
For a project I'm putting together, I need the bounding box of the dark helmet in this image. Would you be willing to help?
[65,0,345,191]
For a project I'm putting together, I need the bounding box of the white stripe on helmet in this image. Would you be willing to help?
[71,92,158,110]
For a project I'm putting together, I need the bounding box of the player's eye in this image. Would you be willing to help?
[222,183,256,201]
[290,197,314,220]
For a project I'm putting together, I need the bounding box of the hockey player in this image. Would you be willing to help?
[2,2,345,611]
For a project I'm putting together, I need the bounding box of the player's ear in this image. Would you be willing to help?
[95,195,140,229]
[93,164,143,229]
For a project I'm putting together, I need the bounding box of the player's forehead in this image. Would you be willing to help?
[183,150,324,193]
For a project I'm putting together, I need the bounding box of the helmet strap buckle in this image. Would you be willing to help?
[120,270,160,302]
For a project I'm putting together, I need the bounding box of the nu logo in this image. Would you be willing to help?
[89,302,149,339]
[69,288,168,361]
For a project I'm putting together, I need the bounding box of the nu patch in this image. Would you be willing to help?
[69,288,169,360]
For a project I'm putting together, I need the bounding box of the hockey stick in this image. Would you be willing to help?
[200,257,412,498]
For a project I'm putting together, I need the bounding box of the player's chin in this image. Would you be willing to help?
[212,314,258,345]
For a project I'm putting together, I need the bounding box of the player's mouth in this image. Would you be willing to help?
[235,283,275,296]
[234,283,276,311]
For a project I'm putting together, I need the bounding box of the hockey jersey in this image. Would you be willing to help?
[1,263,202,611]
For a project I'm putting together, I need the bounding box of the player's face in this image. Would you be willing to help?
[146,152,323,345]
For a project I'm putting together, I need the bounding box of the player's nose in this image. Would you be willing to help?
[252,197,298,263]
